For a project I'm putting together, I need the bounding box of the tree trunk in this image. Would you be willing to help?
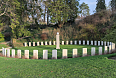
[58,21,64,28]
[47,8,49,25]
[11,38,14,48]
[44,6,46,22]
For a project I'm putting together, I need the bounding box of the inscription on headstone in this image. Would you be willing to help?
[82,48,87,57]
[91,41,93,45]
[91,47,95,56]
[83,40,85,45]
[17,50,21,58]
[62,49,67,59]
[99,47,102,55]
[79,40,81,45]
[12,49,15,58]
[62,41,64,45]
[43,50,48,59]
[52,50,57,59]
[87,40,89,45]
[7,49,10,57]
[73,49,77,58]
[25,50,29,59]
[33,50,38,59]
[74,40,77,45]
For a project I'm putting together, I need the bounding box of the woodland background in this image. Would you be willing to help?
[0,0,116,47]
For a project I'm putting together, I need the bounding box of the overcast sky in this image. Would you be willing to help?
[79,0,111,15]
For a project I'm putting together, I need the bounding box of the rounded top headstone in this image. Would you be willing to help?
[57,32,59,35]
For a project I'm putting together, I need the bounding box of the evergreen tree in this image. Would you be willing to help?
[96,0,106,12]
[79,2,90,17]
[110,0,116,13]
[48,0,80,28]
[66,0,80,21]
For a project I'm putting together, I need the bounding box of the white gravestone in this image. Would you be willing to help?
[114,43,115,50]
[98,41,100,46]
[2,47,4,56]
[33,42,35,46]
[91,47,95,56]
[7,49,10,57]
[37,42,39,46]
[110,42,112,51]
[112,43,114,51]
[94,41,97,45]
[53,41,55,45]
[4,48,6,57]
[62,41,64,45]
[43,50,48,59]
[62,49,67,59]
[25,42,27,47]
[41,42,43,45]
[91,41,93,45]
[104,46,107,54]
[25,50,29,59]
[17,50,21,58]
[101,41,103,46]
[112,43,115,51]
[83,40,85,45]
[74,40,77,45]
[110,42,112,46]
[33,50,38,59]
[99,47,102,55]
[109,45,112,53]
[70,41,73,45]
[87,40,89,45]
[82,48,87,57]
[79,40,81,45]
[12,49,15,58]
[73,49,77,58]
[107,42,109,47]
[45,41,47,45]
[49,41,51,45]
[104,41,106,46]
[29,42,31,46]
[56,32,60,49]
[52,50,57,59]
[66,41,68,45]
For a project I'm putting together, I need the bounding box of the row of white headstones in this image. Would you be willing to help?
[2,42,116,59]
[25,40,112,47]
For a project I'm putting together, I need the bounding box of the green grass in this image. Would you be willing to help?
[1,44,116,78]
[0,44,9,49]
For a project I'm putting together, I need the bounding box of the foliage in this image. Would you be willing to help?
[66,0,80,21]
[79,2,90,17]
[48,0,80,28]
[96,0,106,12]
[101,22,116,43]
[110,0,116,13]
[0,32,4,41]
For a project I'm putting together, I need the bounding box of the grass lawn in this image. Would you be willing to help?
[0,44,116,78]
[0,44,9,49]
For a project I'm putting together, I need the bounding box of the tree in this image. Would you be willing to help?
[101,22,116,44]
[110,0,116,13]
[43,0,51,25]
[0,0,33,47]
[79,2,90,17]
[48,0,70,28]
[96,0,106,12]
[66,0,80,21]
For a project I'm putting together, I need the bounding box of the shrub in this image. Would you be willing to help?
[0,32,4,41]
